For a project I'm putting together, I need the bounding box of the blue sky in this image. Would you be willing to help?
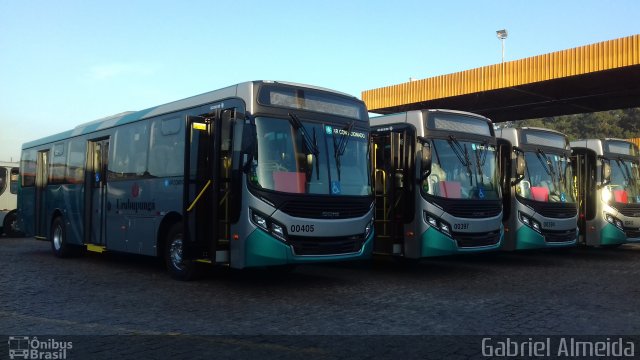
[1,0,639,161]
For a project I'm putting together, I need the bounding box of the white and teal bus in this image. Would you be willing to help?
[571,138,640,246]
[17,81,374,279]
[496,127,578,250]
[0,161,20,236]
[370,109,503,259]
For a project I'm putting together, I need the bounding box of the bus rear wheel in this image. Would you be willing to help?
[165,223,199,281]
[51,217,77,258]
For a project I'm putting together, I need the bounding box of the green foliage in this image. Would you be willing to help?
[501,108,640,141]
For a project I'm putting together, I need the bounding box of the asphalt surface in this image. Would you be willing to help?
[1,236,639,359]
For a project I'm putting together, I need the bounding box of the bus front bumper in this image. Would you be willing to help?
[420,226,503,257]
[243,229,374,268]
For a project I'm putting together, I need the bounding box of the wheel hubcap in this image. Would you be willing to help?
[169,238,184,270]
[53,226,62,250]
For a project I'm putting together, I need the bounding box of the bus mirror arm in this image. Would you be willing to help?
[418,137,432,181]
[601,161,612,187]
[241,124,257,173]
[511,149,526,185]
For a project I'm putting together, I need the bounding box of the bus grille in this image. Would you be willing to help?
[518,198,577,219]
[427,197,502,218]
[624,228,640,238]
[280,199,372,219]
[288,234,365,256]
[541,228,577,243]
[612,203,640,217]
[454,229,501,248]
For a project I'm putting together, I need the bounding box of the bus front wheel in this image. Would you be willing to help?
[165,223,199,281]
[2,210,22,237]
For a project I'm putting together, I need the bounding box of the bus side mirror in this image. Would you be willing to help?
[602,161,612,186]
[241,123,257,173]
[419,139,432,181]
[511,150,525,185]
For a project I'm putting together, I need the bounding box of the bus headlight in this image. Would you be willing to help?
[604,212,624,231]
[271,223,285,240]
[250,208,288,243]
[519,211,542,233]
[423,211,453,238]
[364,218,374,239]
[252,212,268,230]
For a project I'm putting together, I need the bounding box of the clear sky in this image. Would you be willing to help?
[1,0,639,162]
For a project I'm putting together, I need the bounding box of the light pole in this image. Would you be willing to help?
[496,29,508,63]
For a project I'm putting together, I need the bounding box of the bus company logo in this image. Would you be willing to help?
[131,183,140,198]
[8,336,72,359]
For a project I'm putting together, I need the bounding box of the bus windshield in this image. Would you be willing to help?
[250,116,371,196]
[604,157,640,204]
[517,151,575,203]
[423,138,500,200]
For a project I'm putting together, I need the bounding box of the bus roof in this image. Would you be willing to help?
[22,80,360,150]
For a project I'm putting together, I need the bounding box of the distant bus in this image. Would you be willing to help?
[571,138,640,246]
[370,109,503,259]
[18,81,374,279]
[496,127,578,250]
[0,161,19,237]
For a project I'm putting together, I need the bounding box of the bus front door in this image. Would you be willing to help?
[371,128,414,255]
[86,139,109,246]
[183,114,220,262]
[35,150,49,238]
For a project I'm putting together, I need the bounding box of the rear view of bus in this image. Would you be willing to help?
[571,138,640,246]
[497,128,578,250]
[371,109,503,259]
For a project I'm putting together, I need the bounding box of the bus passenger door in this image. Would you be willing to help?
[86,139,109,246]
[183,114,220,262]
[35,150,49,238]
[371,128,415,255]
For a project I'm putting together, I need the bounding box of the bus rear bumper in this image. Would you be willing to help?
[243,229,374,268]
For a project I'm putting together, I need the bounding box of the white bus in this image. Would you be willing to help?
[0,161,19,237]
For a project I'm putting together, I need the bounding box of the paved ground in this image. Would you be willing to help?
[1,237,639,359]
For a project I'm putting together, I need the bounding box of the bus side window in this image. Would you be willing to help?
[149,117,184,177]
[21,150,36,187]
[111,122,150,179]
[66,140,86,184]
[0,167,6,196]
[10,167,19,194]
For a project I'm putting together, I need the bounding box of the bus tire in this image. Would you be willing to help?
[165,223,199,281]
[3,210,22,237]
[51,217,74,258]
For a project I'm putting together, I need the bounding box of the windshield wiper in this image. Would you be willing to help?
[448,136,473,186]
[288,113,320,179]
[617,157,634,185]
[332,120,355,181]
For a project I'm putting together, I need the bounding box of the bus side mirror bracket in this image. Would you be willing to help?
[511,148,526,185]
[601,160,612,187]
[241,123,257,173]
[418,137,432,181]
